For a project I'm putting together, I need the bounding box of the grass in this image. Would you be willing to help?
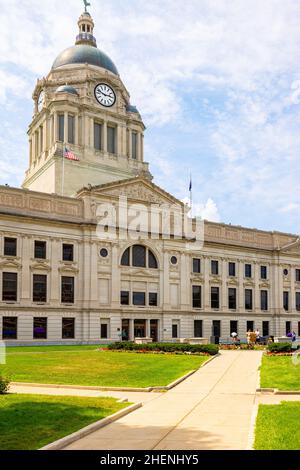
[254,402,300,450]
[0,394,128,450]
[0,345,209,388]
[260,355,300,390]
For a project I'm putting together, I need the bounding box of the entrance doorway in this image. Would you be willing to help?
[134,319,146,338]
[150,320,158,342]
[121,319,130,341]
[212,320,221,344]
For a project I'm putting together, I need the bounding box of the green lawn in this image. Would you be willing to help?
[254,402,300,450]
[0,346,208,388]
[260,355,300,391]
[0,394,128,450]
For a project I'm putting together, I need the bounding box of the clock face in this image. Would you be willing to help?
[38,91,45,112]
[94,83,116,107]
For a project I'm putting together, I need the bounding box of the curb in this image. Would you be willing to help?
[39,402,142,451]
[257,388,300,395]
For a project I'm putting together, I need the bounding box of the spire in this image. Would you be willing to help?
[75,1,97,47]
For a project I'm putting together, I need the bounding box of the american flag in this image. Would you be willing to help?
[64,147,80,161]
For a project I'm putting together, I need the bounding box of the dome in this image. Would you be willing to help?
[52,45,119,76]
[56,85,79,95]
[126,104,139,114]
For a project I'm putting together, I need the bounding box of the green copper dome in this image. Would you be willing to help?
[56,85,79,95]
[52,45,119,76]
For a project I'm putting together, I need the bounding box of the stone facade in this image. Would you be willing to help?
[1,9,300,345]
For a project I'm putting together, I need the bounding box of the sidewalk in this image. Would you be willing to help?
[62,350,263,450]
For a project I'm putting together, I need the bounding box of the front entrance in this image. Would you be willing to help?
[212,320,221,344]
[150,320,159,342]
[121,319,130,341]
[134,319,146,338]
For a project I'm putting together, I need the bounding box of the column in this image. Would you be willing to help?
[29,139,33,166]
[146,319,151,338]
[291,266,296,311]
[20,236,31,302]
[43,121,47,153]
[180,253,189,309]
[84,115,90,147]
[138,133,142,161]
[128,129,132,159]
[141,134,144,161]
[111,244,120,307]
[90,117,94,148]
[64,111,68,144]
[129,319,134,341]
[163,250,170,309]
[103,121,107,153]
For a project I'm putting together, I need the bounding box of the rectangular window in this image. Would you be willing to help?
[193,258,201,273]
[230,320,238,335]
[296,269,300,282]
[33,274,47,303]
[101,323,108,339]
[2,272,17,301]
[121,291,130,305]
[34,241,46,259]
[211,260,219,275]
[172,324,178,338]
[149,292,158,306]
[263,321,269,337]
[194,320,203,338]
[261,290,268,311]
[61,276,75,304]
[68,115,75,144]
[192,285,202,308]
[228,288,237,310]
[247,321,254,332]
[133,292,146,306]
[132,132,138,160]
[283,291,289,311]
[211,287,220,309]
[286,321,291,336]
[2,317,17,340]
[228,262,236,277]
[296,292,300,312]
[245,289,253,310]
[33,318,47,339]
[62,244,74,262]
[245,264,252,278]
[94,122,102,150]
[58,114,64,142]
[4,237,17,257]
[62,318,75,339]
[261,266,267,279]
[107,126,116,154]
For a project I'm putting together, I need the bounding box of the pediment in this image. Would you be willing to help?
[30,261,51,272]
[280,237,300,254]
[0,259,22,270]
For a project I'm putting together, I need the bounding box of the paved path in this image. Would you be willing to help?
[63,350,263,450]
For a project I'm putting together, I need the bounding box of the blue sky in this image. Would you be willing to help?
[1,0,300,233]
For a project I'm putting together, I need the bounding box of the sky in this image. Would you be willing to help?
[1,0,300,234]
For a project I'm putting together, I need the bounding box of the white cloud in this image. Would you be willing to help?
[181,197,221,223]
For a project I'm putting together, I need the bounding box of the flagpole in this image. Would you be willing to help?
[62,144,65,196]
[189,171,193,218]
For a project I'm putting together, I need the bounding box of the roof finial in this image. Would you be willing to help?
[83,0,91,13]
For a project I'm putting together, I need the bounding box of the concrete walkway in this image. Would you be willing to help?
[63,350,263,450]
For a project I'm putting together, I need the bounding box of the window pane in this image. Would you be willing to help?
[247,321,254,332]
[62,318,75,339]
[193,258,201,273]
[296,269,300,282]
[286,321,291,335]
[245,289,253,310]
[61,277,74,303]
[34,241,46,259]
[33,274,47,303]
[133,292,145,306]
[107,126,116,154]
[261,266,267,279]
[230,320,238,335]
[94,122,102,150]
[121,291,129,305]
[121,248,130,266]
[101,323,108,339]
[68,115,75,144]
[58,115,64,142]
[211,260,219,275]
[194,320,203,338]
[132,132,138,159]
[283,291,289,311]
[2,272,17,301]
[211,287,219,308]
[296,292,300,312]
[4,238,17,257]
[149,292,158,306]
[148,250,158,269]
[261,290,268,311]
[132,245,146,267]
[263,321,269,337]
[192,285,201,308]
[33,318,47,339]
[63,244,74,261]
[228,288,236,309]
[2,317,17,340]
[245,264,252,278]
[172,324,178,338]
[228,262,236,277]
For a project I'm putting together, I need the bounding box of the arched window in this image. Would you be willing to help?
[121,245,158,269]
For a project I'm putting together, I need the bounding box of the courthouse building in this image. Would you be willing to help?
[1,9,300,345]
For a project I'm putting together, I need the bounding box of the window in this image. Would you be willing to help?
[94,122,102,150]
[2,273,17,301]
[62,318,75,339]
[211,260,219,275]
[2,317,17,340]
[33,318,47,339]
[34,241,46,259]
[172,324,178,338]
[193,258,201,274]
[194,320,203,338]
[61,277,74,304]
[247,321,254,332]
[149,292,158,306]
[296,269,300,282]
[228,288,237,310]
[33,275,47,303]
[133,292,146,306]
[101,323,108,339]
[296,292,300,312]
[4,237,17,257]
[121,245,158,269]
[132,132,138,160]
[133,245,146,267]
[211,287,219,309]
[171,256,178,265]
[230,320,238,335]
[58,114,64,142]
[107,126,116,154]
[121,248,130,266]
[121,291,129,305]
[245,264,252,278]
[62,244,74,262]
[286,321,291,335]
[263,321,269,337]
[148,251,158,269]
[245,289,253,310]
[192,285,202,308]
[228,262,236,277]
[261,266,267,280]
[260,290,268,311]
[100,248,108,258]
[68,115,75,144]
[283,291,289,311]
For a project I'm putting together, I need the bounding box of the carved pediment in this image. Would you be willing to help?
[30,261,51,272]
[0,259,22,270]
[280,237,300,254]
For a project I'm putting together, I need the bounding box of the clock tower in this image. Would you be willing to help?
[22,7,152,196]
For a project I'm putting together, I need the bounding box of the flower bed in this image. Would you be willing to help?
[107,342,219,356]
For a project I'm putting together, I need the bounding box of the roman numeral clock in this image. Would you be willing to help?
[94,83,116,107]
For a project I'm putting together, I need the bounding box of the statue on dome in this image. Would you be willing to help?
[83,0,91,13]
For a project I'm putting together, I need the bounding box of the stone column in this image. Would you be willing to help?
[180,253,190,309]
[146,319,151,338]
[84,115,90,148]
[138,133,142,161]
[129,319,134,341]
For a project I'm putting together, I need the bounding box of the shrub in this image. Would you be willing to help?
[0,376,10,394]
[267,343,292,353]
[107,342,219,355]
